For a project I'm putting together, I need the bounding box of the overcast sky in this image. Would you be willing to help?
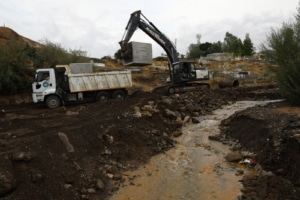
[0,0,299,58]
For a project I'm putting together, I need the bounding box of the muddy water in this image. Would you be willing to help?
[111,100,280,200]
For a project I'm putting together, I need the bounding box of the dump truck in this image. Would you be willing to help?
[32,63,132,108]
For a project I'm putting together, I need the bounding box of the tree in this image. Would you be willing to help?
[186,43,201,59]
[262,1,300,105]
[242,33,255,56]
[33,39,90,68]
[187,34,221,59]
[186,32,254,59]
[199,42,213,56]
[223,32,243,56]
[210,41,223,53]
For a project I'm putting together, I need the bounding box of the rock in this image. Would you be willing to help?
[254,163,263,176]
[12,151,34,161]
[142,105,153,111]
[143,111,153,117]
[151,129,161,136]
[174,111,182,119]
[273,139,282,148]
[0,171,17,197]
[107,173,114,179]
[191,117,200,124]
[102,147,111,155]
[57,132,74,153]
[0,156,17,196]
[164,109,177,120]
[133,111,142,118]
[104,134,114,144]
[208,134,221,141]
[87,188,96,193]
[192,112,200,117]
[96,179,105,190]
[185,103,196,113]
[113,173,122,180]
[172,130,182,137]
[161,98,177,109]
[182,115,191,124]
[133,106,142,118]
[225,151,243,162]
[65,111,79,116]
[148,101,155,107]
[31,173,44,183]
[64,184,72,189]
[174,117,183,127]
[236,169,244,175]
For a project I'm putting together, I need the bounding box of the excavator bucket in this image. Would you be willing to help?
[120,41,153,66]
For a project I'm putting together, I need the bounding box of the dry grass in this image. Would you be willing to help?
[105,59,274,92]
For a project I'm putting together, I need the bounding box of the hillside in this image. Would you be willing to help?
[0,26,42,47]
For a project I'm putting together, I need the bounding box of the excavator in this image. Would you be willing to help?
[118,10,210,94]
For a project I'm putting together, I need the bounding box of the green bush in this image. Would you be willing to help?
[262,3,300,105]
[0,40,34,95]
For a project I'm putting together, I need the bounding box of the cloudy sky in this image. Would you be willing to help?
[0,0,299,58]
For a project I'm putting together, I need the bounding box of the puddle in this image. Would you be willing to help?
[110,100,282,200]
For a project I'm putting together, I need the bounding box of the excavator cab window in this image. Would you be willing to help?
[172,62,197,82]
[172,63,182,82]
[180,62,196,79]
[173,63,180,74]
[188,63,196,78]
[181,63,188,78]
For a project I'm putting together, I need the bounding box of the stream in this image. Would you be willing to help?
[110,100,279,200]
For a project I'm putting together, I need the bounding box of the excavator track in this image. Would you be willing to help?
[153,82,210,95]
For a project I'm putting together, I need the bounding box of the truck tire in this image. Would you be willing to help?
[96,91,110,103]
[112,90,126,100]
[46,95,62,109]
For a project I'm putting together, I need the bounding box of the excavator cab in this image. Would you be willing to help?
[172,62,205,83]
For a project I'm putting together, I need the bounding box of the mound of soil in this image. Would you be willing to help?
[220,101,300,199]
[0,85,299,200]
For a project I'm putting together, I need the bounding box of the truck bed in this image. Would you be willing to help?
[67,70,132,93]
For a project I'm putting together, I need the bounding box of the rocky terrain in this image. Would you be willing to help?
[0,84,299,200]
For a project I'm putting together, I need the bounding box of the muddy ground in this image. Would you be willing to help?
[0,85,299,200]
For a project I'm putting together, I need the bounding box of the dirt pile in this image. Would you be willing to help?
[0,85,299,200]
[219,102,300,199]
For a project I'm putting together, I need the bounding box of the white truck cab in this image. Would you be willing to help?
[32,68,57,104]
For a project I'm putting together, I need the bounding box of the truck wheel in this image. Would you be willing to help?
[112,90,126,100]
[46,95,61,109]
[96,91,109,103]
